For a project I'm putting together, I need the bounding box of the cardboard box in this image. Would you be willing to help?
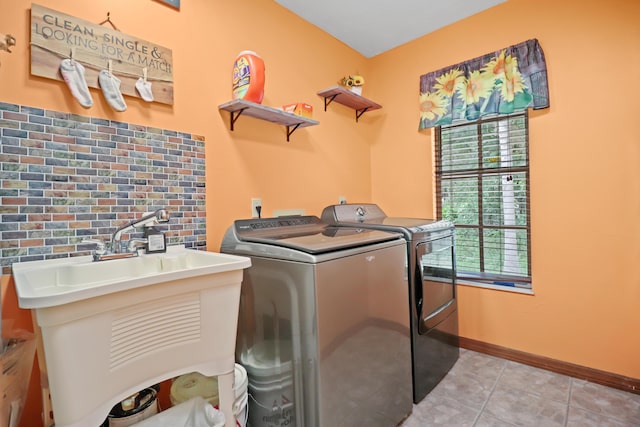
[0,331,36,427]
[282,103,313,118]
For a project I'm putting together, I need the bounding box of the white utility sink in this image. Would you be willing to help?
[12,245,251,427]
[13,245,249,308]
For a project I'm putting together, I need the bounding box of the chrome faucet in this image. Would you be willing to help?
[82,209,170,261]
[111,209,170,253]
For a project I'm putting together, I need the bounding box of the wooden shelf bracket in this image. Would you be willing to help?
[218,99,318,142]
[317,85,382,123]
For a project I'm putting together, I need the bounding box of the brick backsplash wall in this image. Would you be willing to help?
[0,102,206,275]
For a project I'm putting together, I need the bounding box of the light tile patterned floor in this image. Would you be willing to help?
[400,349,640,426]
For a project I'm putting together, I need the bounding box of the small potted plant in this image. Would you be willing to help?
[340,74,365,95]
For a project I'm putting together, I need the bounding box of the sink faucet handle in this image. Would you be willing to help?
[81,238,107,255]
[127,238,148,253]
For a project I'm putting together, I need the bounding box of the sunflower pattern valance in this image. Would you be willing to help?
[419,39,549,130]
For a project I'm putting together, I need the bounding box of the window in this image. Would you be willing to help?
[435,112,531,290]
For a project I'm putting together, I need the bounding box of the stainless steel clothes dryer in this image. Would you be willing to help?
[321,204,459,404]
[220,216,412,427]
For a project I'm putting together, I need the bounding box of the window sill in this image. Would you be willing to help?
[457,279,534,295]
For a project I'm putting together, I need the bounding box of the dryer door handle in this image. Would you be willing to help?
[414,259,424,320]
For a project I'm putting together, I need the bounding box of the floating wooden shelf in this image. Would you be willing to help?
[317,86,382,122]
[218,99,319,141]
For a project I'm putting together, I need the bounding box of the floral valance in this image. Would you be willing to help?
[419,39,549,129]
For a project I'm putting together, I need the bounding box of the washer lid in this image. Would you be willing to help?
[233,216,400,254]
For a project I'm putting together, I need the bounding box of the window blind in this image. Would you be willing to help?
[435,112,531,289]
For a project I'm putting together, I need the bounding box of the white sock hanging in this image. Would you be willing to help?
[60,58,93,108]
[135,68,154,102]
[99,61,127,112]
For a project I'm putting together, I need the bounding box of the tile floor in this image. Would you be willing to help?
[400,348,640,426]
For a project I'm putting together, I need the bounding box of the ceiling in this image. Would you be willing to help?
[274,0,506,58]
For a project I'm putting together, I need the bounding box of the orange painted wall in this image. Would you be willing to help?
[0,0,375,243]
[1,1,373,425]
[2,0,639,425]
[369,0,640,380]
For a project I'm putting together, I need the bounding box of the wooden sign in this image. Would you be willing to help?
[30,4,174,105]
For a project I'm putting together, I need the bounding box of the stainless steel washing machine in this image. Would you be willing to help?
[220,216,412,427]
[321,204,459,404]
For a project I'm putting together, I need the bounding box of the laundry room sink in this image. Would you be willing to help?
[13,245,250,308]
[12,245,251,427]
